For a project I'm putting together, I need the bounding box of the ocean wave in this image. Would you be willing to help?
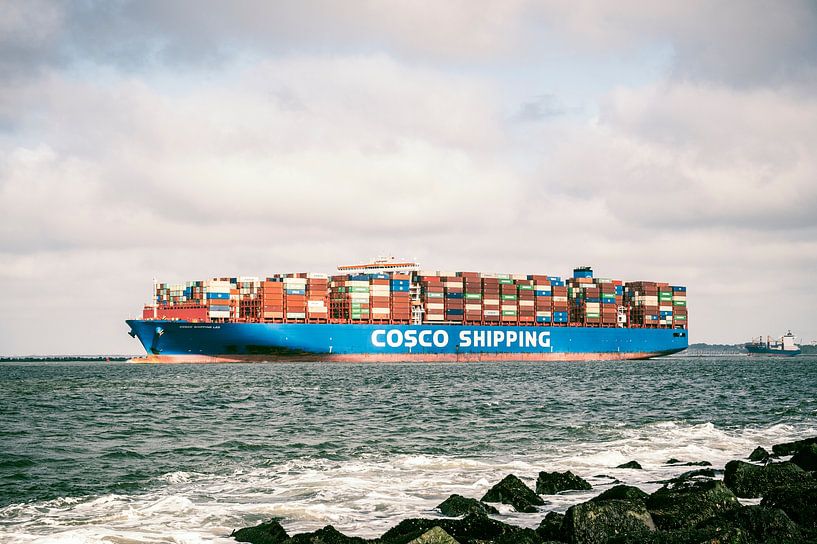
[1,421,813,542]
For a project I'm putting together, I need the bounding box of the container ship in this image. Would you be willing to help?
[745,331,801,356]
[126,259,689,362]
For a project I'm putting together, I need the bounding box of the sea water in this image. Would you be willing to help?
[0,357,815,543]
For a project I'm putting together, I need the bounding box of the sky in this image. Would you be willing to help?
[1,0,816,354]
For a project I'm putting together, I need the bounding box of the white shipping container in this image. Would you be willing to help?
[501,304,517,311]
[483,309,500,316]
[306,273,329,279]
[417,270,440,277]
[437,270,456,277]
[426,302,445,310]
[465,303,482,310]
[660,305,672,311]
[286,312,306,319]
[511,274,527,280]
[483,298,500,305]
[206,287,231,293]
[372,308,390,315]
[536,311,552,317]
[553,296,568,302]
[307,300,326,308]
[208,311,230,318]
[425,314,444,321]
[346,280,370,287]
[349,292,370,300]
[519,300,535,307]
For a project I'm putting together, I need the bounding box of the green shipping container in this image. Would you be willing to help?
[499,279,514,284]
[501,294,518,301]
[464,293,482,300]
[501,310,517,316]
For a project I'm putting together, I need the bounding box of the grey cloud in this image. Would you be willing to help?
[511,94,581,122]
[5,1,814,90]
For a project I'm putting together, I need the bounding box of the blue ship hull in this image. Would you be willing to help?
[126,320,688,362]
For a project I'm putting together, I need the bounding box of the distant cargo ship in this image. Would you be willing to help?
[745,331,801,356]
[126,259,689,363]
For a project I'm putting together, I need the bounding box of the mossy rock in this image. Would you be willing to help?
[232,519,289,544]
[436,494,498,517]
[480,474,544,513]
[723,460,814,498]
[536,470,592,495]
[645,480,740,530]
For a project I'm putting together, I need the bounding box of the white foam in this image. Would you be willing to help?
[1,421,813,542]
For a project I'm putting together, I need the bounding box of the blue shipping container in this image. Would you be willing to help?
[207,292,230,300]
[285,289,305,295]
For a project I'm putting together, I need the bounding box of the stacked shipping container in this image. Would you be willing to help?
[144,267,686,329]
[567,268,624,326]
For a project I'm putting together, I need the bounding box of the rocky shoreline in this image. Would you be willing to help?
[232,437,817,544]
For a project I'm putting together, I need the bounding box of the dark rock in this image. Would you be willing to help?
[607,526,750,543]
[663,468,720,486]
[723,460,814,498]
[615,461,642,470]
[645,479,741,530]
[748,446,771,462]
[436,494,498,517]
[288,525,369,544]
[761,481,817,529]
[407,527,459,544]
[491,528,546,543]
[379,512,522,544]
[771,436,817,457]
[697,505,801,544]
[536,471,592,495]
[665,459,712,467]
[480,474,544,513]
[536,511,565,541]
[791,443,817,472]
[232,519,289,544]
[593,475,621,484]
[562,499,655,544]
[591,485,648,503]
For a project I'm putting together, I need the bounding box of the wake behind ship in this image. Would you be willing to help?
[127,259,689,362]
